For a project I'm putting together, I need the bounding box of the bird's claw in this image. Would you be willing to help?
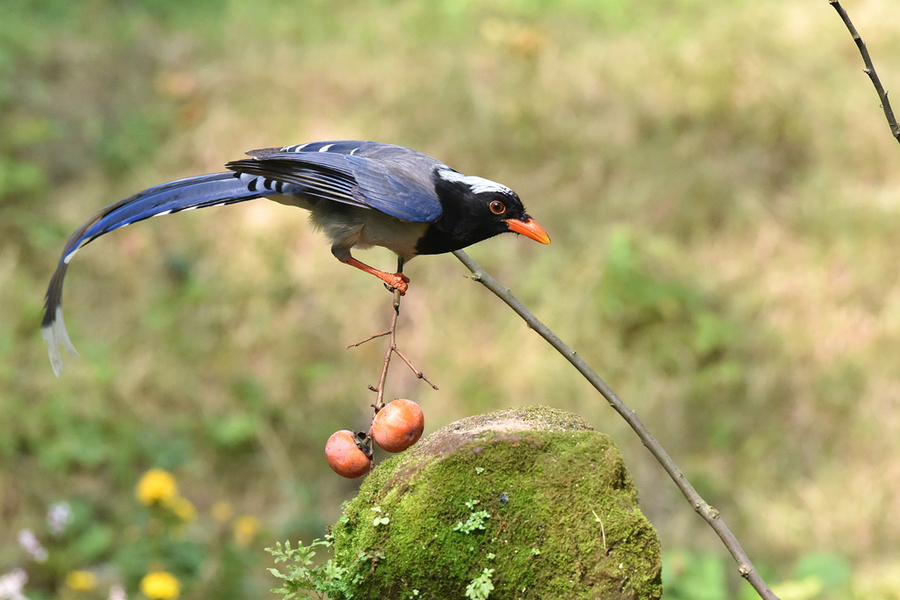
[383,272,409,295]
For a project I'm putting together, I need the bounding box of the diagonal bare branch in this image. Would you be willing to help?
[453,249,779,600]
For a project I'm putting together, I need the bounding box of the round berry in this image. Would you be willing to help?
[325,430,371,478]
[371,399,425,453]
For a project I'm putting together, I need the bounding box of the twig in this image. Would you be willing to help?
[829,0,900,143]
[453,250,779,600]
[347,330,390,348]
[349,288,438,414]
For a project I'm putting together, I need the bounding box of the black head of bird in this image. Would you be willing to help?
[42,140,550,375]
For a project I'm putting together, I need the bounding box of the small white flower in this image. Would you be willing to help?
[17,530,47,564]
[108,583,128,600]
[47,501,72,537]
[0,568,29,600]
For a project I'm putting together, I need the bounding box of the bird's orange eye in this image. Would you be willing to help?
[489,200,506,215]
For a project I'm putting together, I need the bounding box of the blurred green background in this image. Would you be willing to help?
[3,0,900,598]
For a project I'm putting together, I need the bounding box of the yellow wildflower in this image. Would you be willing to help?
[233,515,260,547]
[169,496,196,522]
[65,570,97,591]
[140,571,180,600]
[135,469,177,507]
[211,501,233,522]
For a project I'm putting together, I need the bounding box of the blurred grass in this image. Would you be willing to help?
[3,0,900,597]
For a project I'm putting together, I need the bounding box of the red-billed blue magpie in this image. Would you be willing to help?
[42,140,550,375]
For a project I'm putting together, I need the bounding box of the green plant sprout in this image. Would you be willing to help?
[266,539,382,600]
[464,568,495,600]
[454,500,490,534]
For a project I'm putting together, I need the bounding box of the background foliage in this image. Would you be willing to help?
[3,0,900,598]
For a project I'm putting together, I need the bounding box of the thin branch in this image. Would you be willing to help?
[347,330,391,348]
[829,0,900,143]
[349,288,438,414]
[392,346,437,387]
[453,250,779,600]
[373,290,402,410]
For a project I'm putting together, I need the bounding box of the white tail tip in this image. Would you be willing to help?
[42,306,79,377]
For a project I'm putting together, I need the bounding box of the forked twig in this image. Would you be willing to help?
[453,250,778,600]
[349,288,438,413]
[829,0,900,143]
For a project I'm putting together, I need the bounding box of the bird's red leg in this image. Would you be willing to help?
[343,257,409,295]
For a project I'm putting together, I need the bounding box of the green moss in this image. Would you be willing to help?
[330,406,662,599]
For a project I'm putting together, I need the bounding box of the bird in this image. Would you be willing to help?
[42,140,551,375]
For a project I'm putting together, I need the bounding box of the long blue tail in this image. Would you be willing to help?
[42,171,275,375]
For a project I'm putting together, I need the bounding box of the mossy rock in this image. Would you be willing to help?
[330,406,662,600]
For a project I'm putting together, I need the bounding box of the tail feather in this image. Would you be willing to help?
[42,171,274,375]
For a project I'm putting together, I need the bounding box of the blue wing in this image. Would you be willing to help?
[227,141,443,223]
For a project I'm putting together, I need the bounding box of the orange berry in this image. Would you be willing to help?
[325,430,371,478]
[371,399,424,453]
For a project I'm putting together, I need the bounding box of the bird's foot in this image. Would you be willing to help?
[342,256,409,295]
[382,272,409,295]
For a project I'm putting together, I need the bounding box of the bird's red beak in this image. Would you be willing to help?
[505,217,551,245]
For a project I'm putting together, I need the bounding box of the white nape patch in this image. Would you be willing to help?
[318,143,334,152]
[437,169,513,195]
[42,305,79,377]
